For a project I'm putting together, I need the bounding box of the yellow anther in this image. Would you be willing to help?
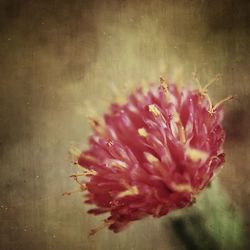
[160,76,169,98]
[192,72,214,112]
[192,72,231,115]
[148,104,161,116]
[186,147,208,162]
[138,128,148,137]
[117,186,139,198]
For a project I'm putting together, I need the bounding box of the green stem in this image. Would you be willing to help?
[169,179,245,250]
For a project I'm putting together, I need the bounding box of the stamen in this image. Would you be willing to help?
[83,169,97,176]
[138,128,148,137]
[160,76,169,98]
[72,163,88,172]
[193,72,221,113]
[148,104,161,116]
[70,169,97,178]
[204,93,214,113]
[212,95,234,112]
[192,71,202,91]
[62,185,86,196]
[68,171,87,189]
[160,76,168,89]
[71,174,86,186]
[88,117,106,136]
[69,146,81,164]
[70,173,85,178]
[89,219,115,236]
[117,186,139,198]
[192,73,228,115]
[203,74,221,92]
[88,117,100,127]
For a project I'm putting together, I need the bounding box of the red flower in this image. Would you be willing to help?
[67,78,232,235]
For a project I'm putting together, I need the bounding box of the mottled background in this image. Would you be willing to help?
[0,0,249,249]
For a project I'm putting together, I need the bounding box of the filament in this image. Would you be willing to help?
[89,219,115,236]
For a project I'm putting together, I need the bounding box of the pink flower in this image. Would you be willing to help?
[68,78,232,235]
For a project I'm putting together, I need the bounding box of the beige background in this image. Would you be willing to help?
[0,1,249,249]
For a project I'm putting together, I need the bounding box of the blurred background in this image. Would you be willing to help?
[0,0,249,249]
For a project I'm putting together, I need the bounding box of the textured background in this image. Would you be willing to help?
[0,0,249,249]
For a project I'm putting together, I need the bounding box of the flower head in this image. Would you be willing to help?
[67,77,231,234]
